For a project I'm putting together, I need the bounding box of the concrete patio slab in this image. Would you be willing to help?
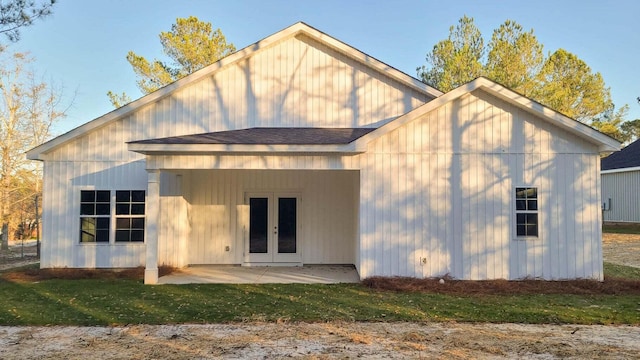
[158,265,360,284]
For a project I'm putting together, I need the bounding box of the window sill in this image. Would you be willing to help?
[513,237,541,241]
[78,242,145,246]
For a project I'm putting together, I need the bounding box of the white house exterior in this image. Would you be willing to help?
[27,23,619,284]
[601,139,640,223]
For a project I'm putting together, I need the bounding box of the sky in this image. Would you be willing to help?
[10,0,640,135]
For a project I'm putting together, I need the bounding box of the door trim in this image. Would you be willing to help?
[243,191,302,265]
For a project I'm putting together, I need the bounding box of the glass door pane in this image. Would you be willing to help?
[249,198,268,253]
[277,197,297,254]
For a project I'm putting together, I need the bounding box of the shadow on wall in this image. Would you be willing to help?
[358,89,600,280]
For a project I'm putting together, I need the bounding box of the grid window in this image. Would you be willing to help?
[515,187,538,237]
[80,190,111,242]
[115,190,145,242]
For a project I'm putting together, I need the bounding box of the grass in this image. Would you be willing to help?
[603,222,640,234]
[1,263,639,326]
[604,262,640,279]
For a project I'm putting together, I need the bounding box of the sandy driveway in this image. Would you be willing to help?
[602,233,640,268]
[2,322,640,359]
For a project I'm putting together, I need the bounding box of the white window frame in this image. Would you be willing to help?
[79,189,112,244]
[513,186,540,240]
[78,189,146,245]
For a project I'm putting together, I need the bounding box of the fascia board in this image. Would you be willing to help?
[354,77,621,153]
[601,166,640,174]
[127,142,362,155]
[477,79,621,152]
[28,22,440,160]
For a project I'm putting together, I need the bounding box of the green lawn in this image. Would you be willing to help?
[4,281,640,326]
[603,223,640,234]
[1,262,639,326]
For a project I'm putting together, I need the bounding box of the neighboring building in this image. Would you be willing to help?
[27,23,619,283]
[601,138,640,223]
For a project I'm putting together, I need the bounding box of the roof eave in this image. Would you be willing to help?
[477,78,621,153]
[28,22,441,159]
[127,142,363,155]
[354,77,621,153]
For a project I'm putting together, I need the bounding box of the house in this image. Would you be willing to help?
[27,22,619,284]
[601,138,640,223]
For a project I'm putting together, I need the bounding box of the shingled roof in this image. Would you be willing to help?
[129,127,377,145]
[601,138,640,170]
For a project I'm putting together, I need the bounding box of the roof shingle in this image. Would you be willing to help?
[601,138,640,170]
[129,127,376,146]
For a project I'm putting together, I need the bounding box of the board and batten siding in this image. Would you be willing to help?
[39,32,427,269]
[358,89,603,280]
[602,170,640,223]
[40,160,148,268]
[157,169,358,266]
[47,34,428,163]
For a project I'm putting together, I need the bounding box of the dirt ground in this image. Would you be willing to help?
[1,235,639,359]
[602,232,640,268]
[0,240,39,270]
[1,322,639,360]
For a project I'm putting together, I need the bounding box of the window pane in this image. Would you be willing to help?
[116,204,130,215]
[96,191,111,202]
[528,188,537,198]
[515,188,527,198]
[81,217,96,232]
[526,224,538,237]
[80,204,94,215]
[96,230,109,242]
[278,198,297,254]
[116,191,130,202]
[516,200,526,210]
[115,230,130,242]
[96,204,110,215]
[116,218,130,229]
[130,230,144,242]
[526,213,538,225]
[81,231,95,242]
[131,191,145,202]
[96,217,110,229]
[517,224,526,236]
[528,200,538,211]
[81,191,95,202]
[249,198,268,253]
[131,218,145,229]
[131,204,145,215]
[516,213,525,224]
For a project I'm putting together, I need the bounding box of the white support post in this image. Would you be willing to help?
[144,170,160,284]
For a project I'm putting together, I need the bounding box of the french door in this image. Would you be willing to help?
[245,192,301,264]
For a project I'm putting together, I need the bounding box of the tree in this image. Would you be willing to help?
[621,119,640,143]
[106,91,131,109]
[0,52,67,250]
[591,104,629,143]
[485,20,543,97]
[0,0,56,44]
[109,16,235,106]
[535,49,612,123]
[418,17,625,133]
[417,15,484,92]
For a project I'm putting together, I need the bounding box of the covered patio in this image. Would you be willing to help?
[157,265,360,284]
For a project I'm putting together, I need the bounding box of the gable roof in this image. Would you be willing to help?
[601,138,640,171]
[27,22,441,161]
[353,77,621,153]
[129,77,620,156]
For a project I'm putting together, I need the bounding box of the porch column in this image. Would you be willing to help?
[144,170,160,284]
